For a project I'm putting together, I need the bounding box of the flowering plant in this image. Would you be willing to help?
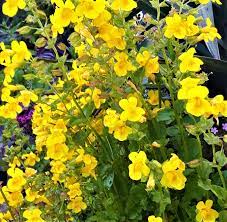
[0,0,227,221]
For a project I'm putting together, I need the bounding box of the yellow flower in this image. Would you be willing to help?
[185,15,199,36]
[50,0,76,37]
[103,109,119,129]
[0,211,12,221]
[164,14,187,39]
[6,191,24,207]
[0,42,13,66]
[24,168,37,177]
[18,90,38,107]
[119,97,145,122]
[196,200,219,222]
[51,119,67,133]
[198,0,221,4]
[92,88,106,109]
[136,51,151,67]
[111,0,137,11]
[9,156,21,168]
[25,188,39,202]
[67,197,87,213]
[186,97,211,117]
[210,95,225,117]
[93,10,112,27]
[2,0,26,17]
[184,86,211,117]
[22,152,40,166]
[23,208,45,222]
[161,154,187,190]
[198,19,221,42]
[50,160,66,174]
[76,0,106,19]
[145,57,160,79]
[162,154,185,173]
[128,151,150,180]
[81,155,97,178]
[11,41,31,64]
[178,48,203,73]
[69,62,90,87]
[221,101,227,117]
[0,98,22,119]
[148,215,163,222]
[148,90,159,106]
[35,195,51,205]
[46,131,66,147]
[113,120,132,141]
[161,170,187,190]
[177,77,201,100]
[114,52,135,76]
[67,183,82,199]
[46,143,69,160]
[98,24,126,50]
[7,168,26,192]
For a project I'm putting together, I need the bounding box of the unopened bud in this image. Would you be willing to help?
[146,173,155,191]
[188,159,201,168]
[151,141,161,148]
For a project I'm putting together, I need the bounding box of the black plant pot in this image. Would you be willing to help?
[199,56,227,99]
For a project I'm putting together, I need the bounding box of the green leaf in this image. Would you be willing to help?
[130,67,145,85]
[126,184,148,220]
[197,160,213,180]
[103,172,114,189]
[166,126,179,137]
[219,210,227,222]
[83,102,95,118]
[183,174,206,202]
[203,133,221,146]
[198,179,212,191]
[152,189,171,215]
[210,185,227,208]
[156,108,175,124]
[0,160,8,171]
[69,115,87,126]
[215,150,227,167]
[185,138,200,160]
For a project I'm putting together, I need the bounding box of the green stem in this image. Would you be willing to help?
[161,48,189,159]
[196,135,203,159]
[212,144,226,189]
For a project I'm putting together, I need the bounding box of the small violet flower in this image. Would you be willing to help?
[211,127,218,135]
[222,123,227,131]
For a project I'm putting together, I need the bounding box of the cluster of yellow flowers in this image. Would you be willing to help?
[0,41,38,119]
[128,151,186,190]
[136,51,160,80]
[165,14,221,42]
[128,151,220,222]
[104,96,146,141]
[178,77,227,117]
[148,200,220,222]
[0,158,46,221]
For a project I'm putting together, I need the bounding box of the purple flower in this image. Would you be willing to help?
[211,127,218,135]
[16,106,34,138]
[222,123,227,131]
